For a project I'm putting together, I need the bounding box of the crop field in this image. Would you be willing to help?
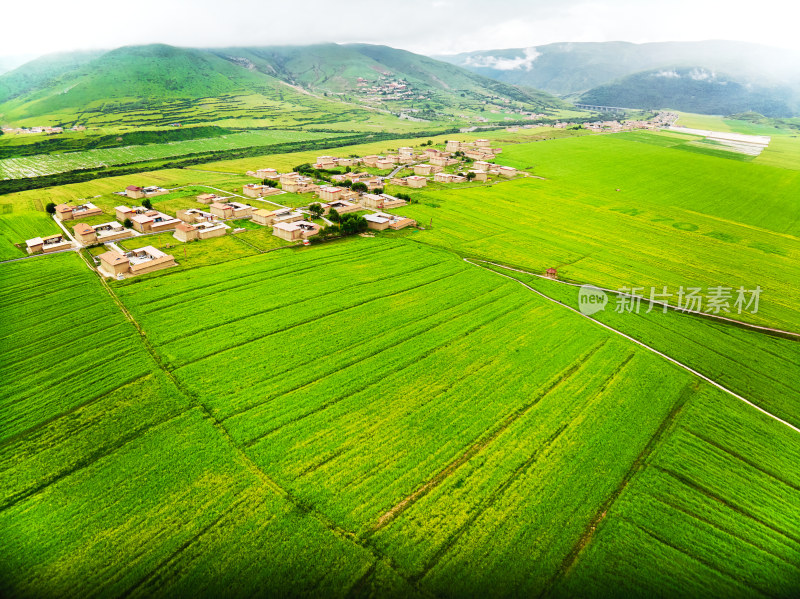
[100,236,797,596]
[389,134,800,331]
[0,130,336,179]
[2,128,799,597]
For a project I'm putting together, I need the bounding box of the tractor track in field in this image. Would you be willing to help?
[466,258,800,435]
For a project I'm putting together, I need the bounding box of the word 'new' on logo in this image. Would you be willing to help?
[578,285,608,315]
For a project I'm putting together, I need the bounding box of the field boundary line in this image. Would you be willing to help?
[75,250,428,596]
[365,340,608,536]
[476,259,800,339]
[466,258,800,435]
[542,382,696,596]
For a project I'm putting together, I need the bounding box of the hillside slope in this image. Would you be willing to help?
[579,67,798,116]
[0,43,566,128]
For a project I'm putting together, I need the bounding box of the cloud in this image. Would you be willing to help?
[464,48,541,71]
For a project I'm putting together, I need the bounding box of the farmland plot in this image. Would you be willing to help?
[0,249,419,598]
[0,253,156,440]
[392,175,800,331]
[482,264,800,427]
[114,237,740,595]
[0,130,335,179]
[553,384,800,599]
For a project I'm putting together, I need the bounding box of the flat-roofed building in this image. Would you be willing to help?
[54,202,103,221]
[322,199,361,216]
[252,208,304,226]
[173,220,229,242]
[414,163,443,175]
[122,208,181,233]
[209,201,253,219]
[256,168,279,179]
[468,170,488,182]
[430,156,458,167]
[272,220,320,241]
[25,234,72,254]
[405,175,427,188]
[97,246,176,278]
[318,186,345,202]
[360,193,407,210]
[473,160,493,171]
[497,165,518,178]
[364,212,416,231]
[176,208,217,224]
[73,221,133,245]
[197,193,221,204]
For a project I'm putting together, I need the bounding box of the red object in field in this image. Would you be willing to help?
[303,239,311,246]
[546,267,558,279]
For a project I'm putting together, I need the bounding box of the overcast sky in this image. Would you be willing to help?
[3,0,800,58]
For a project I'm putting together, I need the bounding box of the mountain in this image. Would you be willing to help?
[0,43,565,128]
[0,54,40,77]
[0,50,105,103]
[436,40,800,97]
[579,67,798,117]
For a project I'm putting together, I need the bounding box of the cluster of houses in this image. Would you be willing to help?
[97,246,176,278]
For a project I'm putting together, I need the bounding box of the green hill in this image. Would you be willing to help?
[0,43,566,129]
[579,67,798,117]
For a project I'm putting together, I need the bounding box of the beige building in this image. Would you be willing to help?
[472,160,493,171]
[197,193,221,204]
[360,193,407,210]
[375,158,395,170]
[176,208,217,224]
[361,155,380,168]
[54,202,103,221]
[243,184,281,198]
[364,212,416,231]
[433,172,467,183]
[404,176,427,188]
[209,201,253,219]
[429,156,458,167]
[97,246,176,278]
[25,234,72,254]
[322,200,361,216]
[256,168,279,179]
[252,208,304,226]
[318,186,345,202]
[73,222,133,245]
[315,156,337,169]
[272,220,321,241]
[173,221,228,242]
[497,166,518,178]
[116,206,181,233]
[125,185,168,199]
[413,163,442,176]
[468,170,488,182]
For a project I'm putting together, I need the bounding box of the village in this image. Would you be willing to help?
[23,137,517,279]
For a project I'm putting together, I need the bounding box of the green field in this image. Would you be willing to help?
[0,130,336,179]
[1,128,799,596]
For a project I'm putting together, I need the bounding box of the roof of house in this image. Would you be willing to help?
[54,203,72,212]
[210,202,232,210]
[98,251,129,265]
[73,223,95,234]
[176,222,196,232]
[25,237,43,247]
[126,185,142,191]
[253,209,275,217]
